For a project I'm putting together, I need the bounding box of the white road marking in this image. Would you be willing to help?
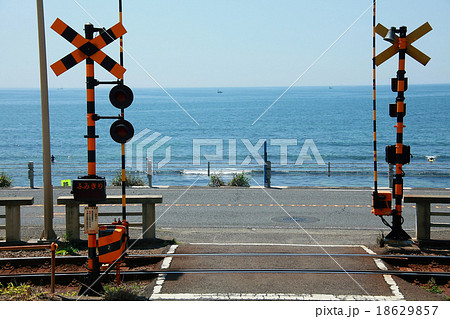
[150,244,178,296]
[360,245,404,300]
[150,293,402,301]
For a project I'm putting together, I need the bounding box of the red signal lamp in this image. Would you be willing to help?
[110,119,134,144]
[109,84,133,109]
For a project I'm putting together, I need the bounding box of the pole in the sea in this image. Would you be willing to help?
[264,141,271,188]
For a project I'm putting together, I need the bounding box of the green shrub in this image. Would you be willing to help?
[227,172,250,187]
[104,284,139,301]
[0,172,12,188]
[208,174,225,187]
[112,172,145,186]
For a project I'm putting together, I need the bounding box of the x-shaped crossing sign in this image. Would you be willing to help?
[50,18,126,79]
[374,22,432,66]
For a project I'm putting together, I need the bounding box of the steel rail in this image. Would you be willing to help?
[121,268,450,276]
[0,268,449,283]
[128,253,450,260]
[0,253,449,264]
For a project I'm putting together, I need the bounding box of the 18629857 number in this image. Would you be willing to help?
[377,305,438,316]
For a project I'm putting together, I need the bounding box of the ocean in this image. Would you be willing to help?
[0,84,449,188]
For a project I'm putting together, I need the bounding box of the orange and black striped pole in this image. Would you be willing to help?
[386,26,410,240]
[119,0,128,229]
[372,0,378,193]
[84,23,103,294]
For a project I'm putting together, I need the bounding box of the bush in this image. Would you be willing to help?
[0,172,12,188]
[208,174,225,187]
[227,172,250,187]
[112,172,145,186]
[56,234,79,256]
[103,284,139,301]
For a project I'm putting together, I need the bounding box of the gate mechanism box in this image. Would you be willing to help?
[98,225,127,264]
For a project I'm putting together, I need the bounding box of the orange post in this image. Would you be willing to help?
[50,242,57,294]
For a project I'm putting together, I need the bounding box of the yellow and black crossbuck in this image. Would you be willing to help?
[50,18,127,79]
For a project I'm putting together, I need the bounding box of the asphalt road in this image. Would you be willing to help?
[1,186,449,243]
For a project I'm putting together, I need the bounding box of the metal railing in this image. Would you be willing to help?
[0,161,449,187]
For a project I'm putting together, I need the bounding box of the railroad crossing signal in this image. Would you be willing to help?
[50,18,127,79]
[374,22,432,66]
[373,22,432,241]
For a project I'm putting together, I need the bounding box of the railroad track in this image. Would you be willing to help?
[0,253,449,285]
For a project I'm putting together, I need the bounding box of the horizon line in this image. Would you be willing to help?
[1,82,449,90]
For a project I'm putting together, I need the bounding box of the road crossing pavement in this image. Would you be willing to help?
[149,243,409,301]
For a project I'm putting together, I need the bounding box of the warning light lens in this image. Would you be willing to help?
[110,119,134,143]
[109,84,133,109]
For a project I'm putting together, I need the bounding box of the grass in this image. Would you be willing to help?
[0,282,46,301]
[0,172,12,187]
[103,283,143,301]
[424,278,444,294]
[227,171,250,187]
[56,233,80,256]
[208,174,225,187]
[208,171,250,187]
[112,172,145,186]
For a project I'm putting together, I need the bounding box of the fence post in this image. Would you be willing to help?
[146,159,153,187]
[327,162,331,177]
[415,201,431,241]
[264,141,271,188]
[265,161,271,188]
[65,203,80,241]
[142,202,156,239]
[207,162,210,176]
[28,161,34,189]
[5,205,21,242]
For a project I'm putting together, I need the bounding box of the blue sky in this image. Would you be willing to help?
[0,0,448,88]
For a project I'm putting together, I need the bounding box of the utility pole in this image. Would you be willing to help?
[36,0,57,241]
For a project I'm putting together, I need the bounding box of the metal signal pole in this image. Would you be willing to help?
[80,23,104,296]
[119,0,127,224]
[372,0,378,194]
[386,26,410,241]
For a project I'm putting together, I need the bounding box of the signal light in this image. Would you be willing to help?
[391,77,408,92]
[385,145,411,165]
[389,103,406,117]
[110,119,134,144]
[109,84,133,109]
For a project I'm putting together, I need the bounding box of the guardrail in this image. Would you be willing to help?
[0,161,449,187]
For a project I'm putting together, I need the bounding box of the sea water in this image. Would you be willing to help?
[0,84,448,187]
